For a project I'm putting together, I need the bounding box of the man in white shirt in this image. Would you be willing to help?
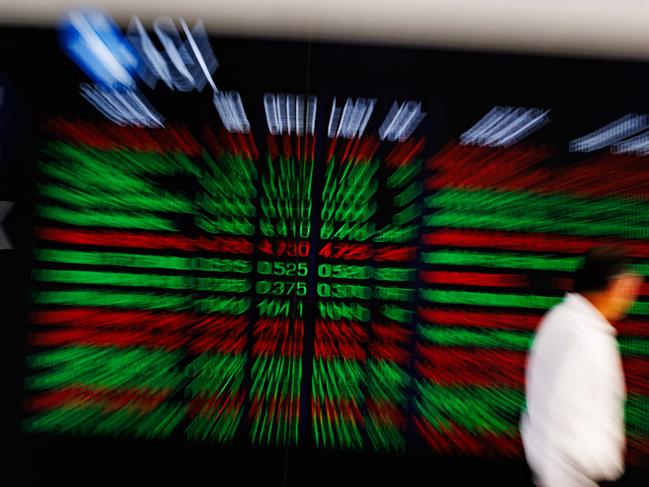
[521,247,643,487]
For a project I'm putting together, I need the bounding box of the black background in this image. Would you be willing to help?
[3,25,649,485]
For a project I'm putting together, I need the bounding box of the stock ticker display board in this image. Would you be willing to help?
[2,12,649,482]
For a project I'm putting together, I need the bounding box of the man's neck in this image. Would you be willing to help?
[580,292,614,322]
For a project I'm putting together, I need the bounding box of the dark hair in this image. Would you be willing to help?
[573,246,632,293]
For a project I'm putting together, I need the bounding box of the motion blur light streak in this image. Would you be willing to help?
[61,10,223,128]
[266,93,317,136]
[460,106,549,147]
[128,16,218,92]
[213,91,251,133]
[80,83,164,127]
[378,101,425,142]
[327,97,376,139]
[60,9,139,89]
[611,130,649,156]
[43,118,202,154]
[422,229,649,258]
[569,114,649,153]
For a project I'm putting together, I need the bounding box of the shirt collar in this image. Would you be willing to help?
[563,292,617,336]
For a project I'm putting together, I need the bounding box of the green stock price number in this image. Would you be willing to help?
[316,282,371,300]
[256,280,307,297]
[317,263,372,280]
[257,261,308,277]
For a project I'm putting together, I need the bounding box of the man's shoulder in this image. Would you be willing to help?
[533,299,583,345]
[539,298,578,326]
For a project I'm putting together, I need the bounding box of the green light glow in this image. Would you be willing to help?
[317,264,373,280]
[419,289,649,315]
[196,214,255,236]
[322,159,378,205]
[418,325,532,350]
[258,261,309,277]
[366,359,409,404]
[250,355,301,446]
[185,407,242,443]
[256,280,307,297]
[39,183,193,213]
[415,383,523,435]
[419,289,560,309]
[321,200,376,223]
[260,218,311,239]
[374,286,415,302]
[426,188,649,225]
[394,181,423,207]
[196,277,251,293]
[184,353,245,442]
[24,403,186,439]
[373,224,417,243]
[201,152,257,199]
[618,337,649,357]
[320,221,375,241]
[421,249,580,272]
[380,305,414,324]
[35,249,190,270]
[38,205,176,231]
[45,142,200,176]
[257,299,303,318]
[25,345,183,392]
[318,301,370,321]
[387,161,422,189]
[187,353,247,396]
[417,325,649,356]
[197,191,255,218]
[365,418,405,451]
[313,403,364,450]
[374,267,416,282]
[195,258,252,273]
[312,358,364,401]
[317,282,371,300]
[393,203,421,225]
[33,290,191,310]
[34,269,194,290]
[195,297,250,315]
[312,358,365,449]
[424,212,649,239]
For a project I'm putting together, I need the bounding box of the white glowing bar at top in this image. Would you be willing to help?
[214,91,250,133]
[296,95,305,136]
[327,97,376,139]
[611,130,649,155]
[179,18,218,92]
[306,96,317,135]
[379,100,425,141]
[264,93,317,135]
[264,93,280,135]
[69,11,136,88]
[327,98,342,138]
[460,107,509,145]
[569,114,649,153]
[80,83,164,128]
[461,106,549,147]
[492,108,549,146]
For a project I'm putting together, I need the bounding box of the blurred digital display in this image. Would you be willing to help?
[22,118,649,459]
[2,10,649,482]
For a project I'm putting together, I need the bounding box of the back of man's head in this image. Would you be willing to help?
[574,246,642,322]
[574,246,631,294]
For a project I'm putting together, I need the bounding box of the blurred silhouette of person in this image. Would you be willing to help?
[521,247,643,487]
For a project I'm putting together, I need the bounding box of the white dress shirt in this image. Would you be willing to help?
[521,293,626,487]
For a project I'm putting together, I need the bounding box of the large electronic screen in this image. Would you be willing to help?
[2,11,649,485]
